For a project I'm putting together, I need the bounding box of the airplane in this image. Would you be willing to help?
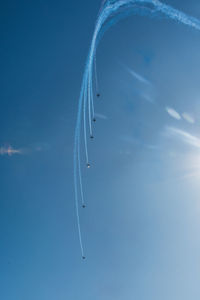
[96,93,100,97]
[93,118,96,122]
[7,145,15,156]
[1,145,21,156]
[87,163,91,168]
[90,135,94,139]
[82,256,86,260]
[82,205,86,208]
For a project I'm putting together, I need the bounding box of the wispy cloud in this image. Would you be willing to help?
[95,113,108,120]
[165,126,200,149]
[120,63,155,103]
[121,135,157,150]
[0,145,23,156]
[140,92,154,104]
[165,107,181,120]
[182,112,195,124]
[121,135,139,145]
[125,66,151,86]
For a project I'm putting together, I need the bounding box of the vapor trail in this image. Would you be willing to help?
[74,0,200,258]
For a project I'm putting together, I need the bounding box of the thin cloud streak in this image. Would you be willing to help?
[95,113,108,120]
[125,66,151,86]
[120,63,155,103]
[165,126,200,148]
[121,135,158,150]
[140,92,155,104]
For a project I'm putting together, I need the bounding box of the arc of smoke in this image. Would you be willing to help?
[74,0,200,258]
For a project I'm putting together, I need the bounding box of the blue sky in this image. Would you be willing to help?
[1,0,200,299]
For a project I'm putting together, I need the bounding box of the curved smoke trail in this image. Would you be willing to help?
[74,0,200,258]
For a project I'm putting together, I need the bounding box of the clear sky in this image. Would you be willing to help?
[1,0,200,299]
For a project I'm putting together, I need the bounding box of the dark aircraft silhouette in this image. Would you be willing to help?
[87,163,91,168]
[82,256,86,260]
[90,135,94,139]
[93,118,96,122]
[82,205,86,208]
[96,93,100,97]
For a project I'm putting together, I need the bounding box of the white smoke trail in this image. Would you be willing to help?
[74,0,200,258]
